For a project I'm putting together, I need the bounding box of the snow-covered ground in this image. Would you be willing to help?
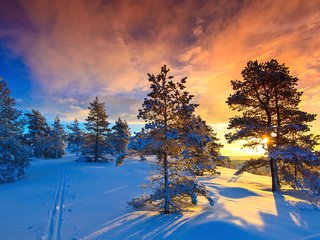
[0,155,319,240]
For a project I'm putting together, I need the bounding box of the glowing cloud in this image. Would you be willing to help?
[1,0,320,155]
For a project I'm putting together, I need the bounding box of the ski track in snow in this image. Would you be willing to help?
[43,169,66,240]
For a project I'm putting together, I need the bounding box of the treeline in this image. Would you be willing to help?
[23,97,131,162]
[0,59,319,213]
[0,82,132,181]
[0,67,227,213]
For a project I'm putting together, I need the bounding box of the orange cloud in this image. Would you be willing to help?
[177,0,320,124]
[1,0,320,154]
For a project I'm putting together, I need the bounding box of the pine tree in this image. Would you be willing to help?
[0,78,30,182]
[131,65,214,213]
[226,59,319,192]
[67,118,84,156]
[82,97,111,162]
[182,115,223,176]
[110,117,131,166]
[48,116,66,158]
[25,109,51,159]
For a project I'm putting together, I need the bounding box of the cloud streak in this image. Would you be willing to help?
[0,0,320,128]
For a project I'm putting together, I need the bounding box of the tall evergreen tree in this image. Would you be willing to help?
[0,78,30,182]
[82,97,111,162]
[131,65,214,213]
[25,109,51,158]
[110,117,131,166]
[48,116,66,158]
[67,118,84,156]
[226,59,319,192]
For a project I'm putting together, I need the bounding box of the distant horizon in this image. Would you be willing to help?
[40,118,265,158]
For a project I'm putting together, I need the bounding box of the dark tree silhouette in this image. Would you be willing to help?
[0,78,29,182]
[226,59,319,192]
[49,116,66,158]
[25,109,51,158]
[82,97,111,162]
[110,117,131,166]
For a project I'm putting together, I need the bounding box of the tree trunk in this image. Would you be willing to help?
[95,136,98,162]
[163,152,170,213]
[163,84,170,214]
[272,84,281,192]
[270,158,280,191]
[55,141,58,158]
[95,114,99,162]
[265,103,280,192]
[76,145,79,157]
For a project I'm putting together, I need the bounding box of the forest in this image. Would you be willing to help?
[1,60,320,240]
[2,60,319,200]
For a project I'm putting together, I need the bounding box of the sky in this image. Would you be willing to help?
[0,0,320,156]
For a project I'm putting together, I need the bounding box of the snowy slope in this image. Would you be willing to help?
[0,155,319,240]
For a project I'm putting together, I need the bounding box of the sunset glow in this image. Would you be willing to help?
[1,2,319,238]
[1,0,320,157]
[262,136,269,145]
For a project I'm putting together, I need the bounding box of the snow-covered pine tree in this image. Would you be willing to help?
[182,115,223,176]
[82,97,111,162]
[269,147,320,194]
[131,65,214,213]
[48,116,66,158]
[226,59,319,192]
[0,78,30,182]
[25,109,51,159]
[110,117,130,166]
[67,118,84,156]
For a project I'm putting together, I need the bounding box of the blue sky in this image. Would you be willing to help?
[0,43,32,106]
[1,0,320,156]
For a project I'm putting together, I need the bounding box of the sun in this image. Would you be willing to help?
[262,136,269,144]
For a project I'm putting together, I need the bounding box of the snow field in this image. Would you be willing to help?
[0,155,319,240]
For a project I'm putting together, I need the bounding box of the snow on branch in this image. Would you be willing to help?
[235,158,269,175]
[269,146,319,165]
